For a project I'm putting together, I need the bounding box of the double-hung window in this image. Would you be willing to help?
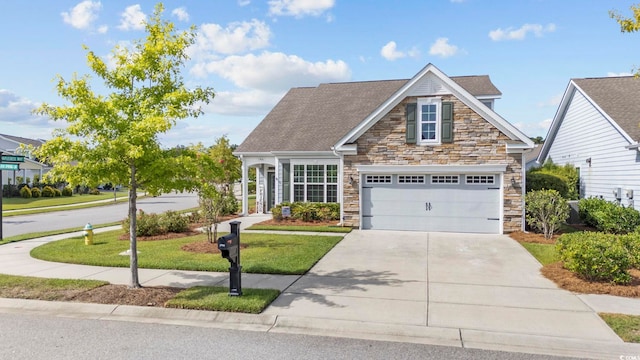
[293,164,338,203]
[419,98,441,144]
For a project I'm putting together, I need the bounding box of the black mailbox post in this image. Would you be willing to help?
[217,221,242,296]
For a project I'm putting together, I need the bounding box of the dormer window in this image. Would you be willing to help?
[419,98,441,144]
[406,99,453,145]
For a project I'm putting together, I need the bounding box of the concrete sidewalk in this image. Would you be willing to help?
[1,219,640,359]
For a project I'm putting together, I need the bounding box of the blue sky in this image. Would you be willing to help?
[0,0,638,148]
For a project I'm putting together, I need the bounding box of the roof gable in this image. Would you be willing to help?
[335,63,531,149]
[539,76,640,162]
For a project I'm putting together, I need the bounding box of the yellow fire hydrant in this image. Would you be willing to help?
[83,223,94,245]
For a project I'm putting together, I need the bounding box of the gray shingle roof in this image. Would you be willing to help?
[236,75,501,153]
[0,133,45,148]
[573,76,640,141]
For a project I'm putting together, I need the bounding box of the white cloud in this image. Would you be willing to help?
[514,118,552,137]
[203,90,285,116]
[268,0,335,17]
[607,71,634,77]
[171,7,189,22]
[537,93,563,107]
[97,25,108,34]
[0,90,48,126]
[192,51,351,92]
[118,4,146,31]
[380,41,420,61]
[380,41,404,61]
[238,0,251,6]
[61,1,102,30]
[429,37,461,58]
[191,20,271,57]
[489,23,556,41]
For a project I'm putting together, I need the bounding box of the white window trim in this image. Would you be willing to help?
[418,97,441,145]
[292,163,339,203]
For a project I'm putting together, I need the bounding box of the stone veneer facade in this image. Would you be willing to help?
[342,95,524,233]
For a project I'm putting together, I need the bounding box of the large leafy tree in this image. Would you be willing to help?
[610,4,640,76]
[35,4,215,288]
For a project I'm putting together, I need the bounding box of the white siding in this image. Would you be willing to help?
[547,90,640,209]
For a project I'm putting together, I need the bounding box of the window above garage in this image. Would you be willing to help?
[406,98,453,145]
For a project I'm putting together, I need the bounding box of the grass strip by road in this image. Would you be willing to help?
[31,230,343,275]
[3,192,124,210]
[247,224,352,233]
[0,274,108,301]
[0,274,278,313]
[166,286,280,313]
[600,313,640,343]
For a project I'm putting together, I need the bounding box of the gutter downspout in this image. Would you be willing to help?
[331,146,345,226]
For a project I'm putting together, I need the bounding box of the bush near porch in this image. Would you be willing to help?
[271,202,340,222]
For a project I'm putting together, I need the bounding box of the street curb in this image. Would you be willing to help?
[1,298,640,359]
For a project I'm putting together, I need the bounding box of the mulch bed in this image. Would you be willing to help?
[256,218,340,227]
[510,230,640,298]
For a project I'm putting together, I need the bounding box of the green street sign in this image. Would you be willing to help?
[1,155,25,163]
[0,163,19,170]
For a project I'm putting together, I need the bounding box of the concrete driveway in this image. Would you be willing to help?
[265,230,630,358]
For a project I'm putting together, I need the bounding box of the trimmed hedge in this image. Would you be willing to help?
[19,186,32,199]
[272,202,340,222]
[578,197,640,234]
[122,209,191,236]
[557,231,639,285]
[526,172,568,198]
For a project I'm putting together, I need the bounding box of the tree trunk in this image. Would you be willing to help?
[129,164,141,288]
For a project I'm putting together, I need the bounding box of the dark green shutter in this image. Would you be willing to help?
[282,163,290,202]
[441,102,453,143]
[406,103,417,144]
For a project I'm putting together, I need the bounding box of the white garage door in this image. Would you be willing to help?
[361,174,501,234]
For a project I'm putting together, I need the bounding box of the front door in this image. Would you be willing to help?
[267,171,275,212]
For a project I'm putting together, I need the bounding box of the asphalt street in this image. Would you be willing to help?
[0,313,579,360]
[1,191,199,237]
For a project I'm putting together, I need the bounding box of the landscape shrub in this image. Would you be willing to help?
[62,186,73,197]
[578,197,640,234]
[53,188,62,197]
[122,210,164,237]
[272,202,340,222]
[619,233,640,269]
[556,232,632,285]
[526,172,568,198]
[41,186,55,198]
[221,194,239,215]
[525,189,569,239]
[159,210,189,233]
[528,160,579,199]
[19,186,32,199]
[89,188,101,195]
[31,187,41,198]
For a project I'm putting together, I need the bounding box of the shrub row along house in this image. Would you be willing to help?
[235,64,534,234]
[537,76,640,211]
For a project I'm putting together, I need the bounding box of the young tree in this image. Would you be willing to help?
[191,136,241,243]
[34,4,214,288]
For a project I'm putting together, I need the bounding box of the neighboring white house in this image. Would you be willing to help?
[0,133,51,186]
[538,76,640,210]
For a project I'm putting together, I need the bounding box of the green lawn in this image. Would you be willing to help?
[0,274,108,301]
[519,242,559,265]
[166,286,280,313]
[31,230,343,275]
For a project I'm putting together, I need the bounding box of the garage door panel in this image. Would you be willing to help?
[361,174,501,234]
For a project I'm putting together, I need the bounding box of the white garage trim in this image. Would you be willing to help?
[356,164,507,174]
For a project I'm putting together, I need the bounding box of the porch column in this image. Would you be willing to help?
[241,158,249,216]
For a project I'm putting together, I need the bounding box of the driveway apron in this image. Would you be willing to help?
[264,230,621,342]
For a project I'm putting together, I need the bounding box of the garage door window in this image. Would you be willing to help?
[431,175,459,184]
[293,164,338,203]
[398,175,425,184]
[366,175,392,184]
[465,175,495,184]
